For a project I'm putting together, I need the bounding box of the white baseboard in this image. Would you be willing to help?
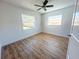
[43,32,68,38]
[67,55,70,59]
[71,34,79,43]
[2,32,41,47]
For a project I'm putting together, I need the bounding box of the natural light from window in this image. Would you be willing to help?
[22,14,35,30]
[74,12,79,26]
[48,15,62,25]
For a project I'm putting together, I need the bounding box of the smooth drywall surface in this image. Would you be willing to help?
[41,6,74,37]
[0,1,41,46]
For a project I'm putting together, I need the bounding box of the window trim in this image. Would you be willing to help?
[21,14,35,30]
[48,15,62,26]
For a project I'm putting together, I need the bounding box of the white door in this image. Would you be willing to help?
[67,0,79,59]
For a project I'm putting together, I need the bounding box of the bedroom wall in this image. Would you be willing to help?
[41,6,74,37]
[0,1,41,46]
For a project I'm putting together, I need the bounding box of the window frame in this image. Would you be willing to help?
[21,14,35,30]
[48,15,62,26]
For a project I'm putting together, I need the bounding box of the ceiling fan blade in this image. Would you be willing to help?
[46,5,54,7]
[43,0,48,6]
[34,4,42,7]
[37,8,41,11]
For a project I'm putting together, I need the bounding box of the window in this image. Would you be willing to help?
[22,14,35,30]
[74,12,79,26]
[48,15,62,25]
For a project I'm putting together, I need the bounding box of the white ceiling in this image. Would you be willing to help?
[1,0,76,13]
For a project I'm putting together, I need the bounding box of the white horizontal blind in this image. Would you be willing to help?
[48,15,62,26]
[22,14,35,30]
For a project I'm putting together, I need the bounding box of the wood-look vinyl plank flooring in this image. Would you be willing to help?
[2,33,69,59]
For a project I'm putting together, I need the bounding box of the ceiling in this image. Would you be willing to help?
[1,0,76,13]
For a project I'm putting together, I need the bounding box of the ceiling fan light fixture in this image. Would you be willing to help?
[34,0,54,11]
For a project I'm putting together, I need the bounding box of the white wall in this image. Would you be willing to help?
[0,1,41,46]
[41,6,74,37]
[67,35,79,59]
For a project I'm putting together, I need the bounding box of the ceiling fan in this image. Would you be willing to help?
[34,0,54,11]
